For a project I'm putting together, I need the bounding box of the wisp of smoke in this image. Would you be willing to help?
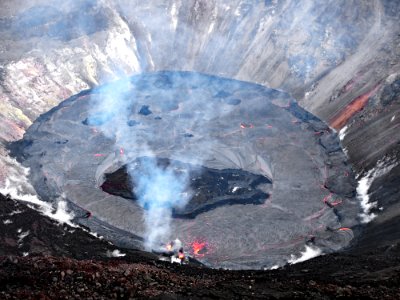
[129,158,191,250]
[288,245,322,264]
[87,75,196,250]
[106,249,126,257]
[86,78,132,136]
[0,177,76,227]
[357,156,399,223]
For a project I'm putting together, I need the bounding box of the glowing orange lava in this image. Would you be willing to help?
[192,241,207,256]
[330,84,380,130]
[339,227,351,231]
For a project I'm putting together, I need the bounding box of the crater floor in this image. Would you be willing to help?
[11,71,359,269]
[101,156,272,219]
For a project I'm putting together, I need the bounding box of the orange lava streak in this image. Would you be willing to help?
[338,227,351,231]
[330,84,380,130]
[191,241,207,256]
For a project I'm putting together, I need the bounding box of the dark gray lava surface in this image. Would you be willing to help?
[101,156,271,219]
[11,71,359,269]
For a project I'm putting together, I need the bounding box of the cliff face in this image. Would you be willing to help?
[0,1,399,251]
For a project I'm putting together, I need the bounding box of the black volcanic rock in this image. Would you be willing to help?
[138,105,153,116]
[101,157,271,219]
[0,193,400,299]
[0,193,154,261]
[381,77,400,106]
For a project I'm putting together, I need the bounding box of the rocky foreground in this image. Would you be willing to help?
[1,193,399,299]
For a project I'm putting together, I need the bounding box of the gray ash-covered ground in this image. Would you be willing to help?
[10,71,359,269]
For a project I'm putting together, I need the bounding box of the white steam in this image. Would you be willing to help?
[357,174,377,223]
[338,125,348,141]
[0,175,76,227]
[357,156,398,223]
[86,77,195,250]
[18,230,30,243]
[107,249,126,257]
[52,198,76,225]
[86,72,236,250]
[288,245,322,264]
[129,159,191,250]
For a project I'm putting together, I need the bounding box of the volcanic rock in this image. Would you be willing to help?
[101,157,271,219]
[10,71,358,269]
[0,193,399,299]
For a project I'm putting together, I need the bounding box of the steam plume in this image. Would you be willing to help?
[86,75,197,250]
[128,157,191,249]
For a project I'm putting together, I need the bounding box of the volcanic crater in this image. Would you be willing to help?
[10,71,359,269]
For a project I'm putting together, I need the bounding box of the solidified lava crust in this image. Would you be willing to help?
[101,157,271,219]
[10,71,359,269]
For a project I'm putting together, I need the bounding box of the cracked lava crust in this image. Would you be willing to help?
[10,71,360,269]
